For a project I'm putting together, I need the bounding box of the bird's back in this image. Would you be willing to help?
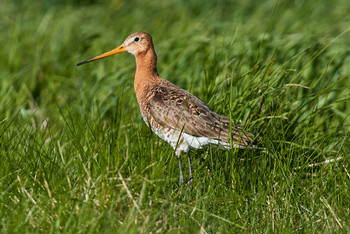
[136,77,255,152]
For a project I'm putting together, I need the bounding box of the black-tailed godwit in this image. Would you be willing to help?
[77,32,256,193]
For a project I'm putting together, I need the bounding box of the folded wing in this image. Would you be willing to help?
[145,84,254,147]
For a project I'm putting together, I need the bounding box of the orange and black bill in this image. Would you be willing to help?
[76,44,126,66]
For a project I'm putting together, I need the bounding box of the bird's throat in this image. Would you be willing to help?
[134,48,159,96]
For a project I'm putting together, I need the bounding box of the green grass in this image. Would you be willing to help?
[1,0,350,232]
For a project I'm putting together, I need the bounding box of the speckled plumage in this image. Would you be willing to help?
[139,79,254,155]
[77,31,256,193]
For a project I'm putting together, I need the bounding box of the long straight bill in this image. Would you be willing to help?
[76,44,126,66]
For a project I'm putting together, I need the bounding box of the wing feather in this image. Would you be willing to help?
[145,85,254,147]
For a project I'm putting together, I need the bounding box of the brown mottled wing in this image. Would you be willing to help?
[145,85,254,147]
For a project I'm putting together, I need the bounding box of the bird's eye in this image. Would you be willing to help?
[134,37,140,42]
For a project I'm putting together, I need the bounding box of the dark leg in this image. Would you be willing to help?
[177,153,184,195]
[187,149,193,187]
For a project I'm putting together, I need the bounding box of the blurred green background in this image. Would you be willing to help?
[1,0,349,232]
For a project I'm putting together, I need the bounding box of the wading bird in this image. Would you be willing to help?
[77,32,256,193]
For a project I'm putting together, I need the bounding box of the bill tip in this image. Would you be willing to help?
[76,60,89,66]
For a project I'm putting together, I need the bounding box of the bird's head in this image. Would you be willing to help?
[76,31,153,66]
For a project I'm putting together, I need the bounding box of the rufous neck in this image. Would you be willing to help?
[134,48,159,95]
[135,48,158,78]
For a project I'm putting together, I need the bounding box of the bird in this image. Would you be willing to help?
[77,32,256,193]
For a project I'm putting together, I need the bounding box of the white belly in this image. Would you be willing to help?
[142,115,242,156]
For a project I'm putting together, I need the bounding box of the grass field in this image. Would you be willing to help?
[1,0,350,232]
